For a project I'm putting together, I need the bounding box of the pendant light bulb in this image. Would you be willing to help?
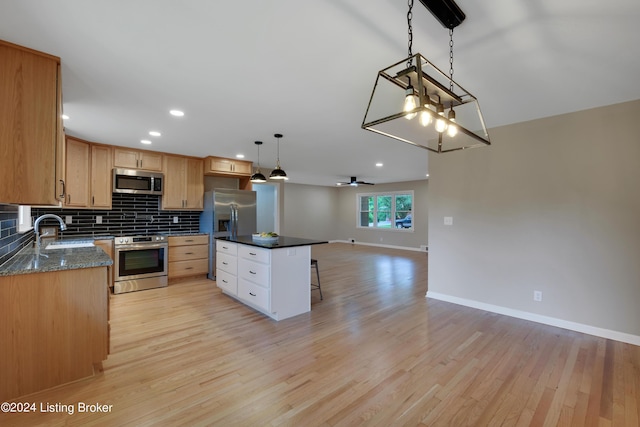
[447,108,458,137]
[403,78,418,120]
[435,104,448,133]
[420,90,433,127]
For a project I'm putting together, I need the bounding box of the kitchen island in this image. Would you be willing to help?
[216,235,327,320]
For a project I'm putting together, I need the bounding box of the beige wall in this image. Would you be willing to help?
[281,180,429,249]
[427,99,640,339]
[335,180,428,249]
[281,183,340,241]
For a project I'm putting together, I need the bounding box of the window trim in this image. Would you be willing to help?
[356,190,414,232]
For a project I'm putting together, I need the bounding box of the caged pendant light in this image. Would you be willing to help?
[250,141,267,183]
[362,0,490,153]
[269,133,288,180]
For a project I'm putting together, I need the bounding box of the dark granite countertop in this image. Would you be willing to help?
[0,244,113,277]
[216,235,328,249]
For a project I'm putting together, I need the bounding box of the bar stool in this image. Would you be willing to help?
[311,258,323,300]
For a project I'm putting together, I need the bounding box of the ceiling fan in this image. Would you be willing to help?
[336,177,374,187]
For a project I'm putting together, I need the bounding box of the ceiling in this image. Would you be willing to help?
[2,1,639,187]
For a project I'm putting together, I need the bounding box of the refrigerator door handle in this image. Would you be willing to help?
[230,204,238,237]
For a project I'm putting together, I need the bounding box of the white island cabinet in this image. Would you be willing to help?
[215,236,327,321]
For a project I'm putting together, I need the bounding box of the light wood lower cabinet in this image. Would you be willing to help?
[0,266,109,401]
[168,235,209,280]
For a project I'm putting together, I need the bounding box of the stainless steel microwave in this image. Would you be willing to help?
[113,168,163,195]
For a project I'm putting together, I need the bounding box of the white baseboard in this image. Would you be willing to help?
[426,291,640,346]
[331,240,427,252]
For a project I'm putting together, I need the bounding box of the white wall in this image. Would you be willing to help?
[427,100,640,342]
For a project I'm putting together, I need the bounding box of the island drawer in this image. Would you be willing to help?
[238,245,270,264]
[216,269,237,295]
[216,240,238,256]
[216,252,237,274]
[238,278,270,311]
[238,258,270,288]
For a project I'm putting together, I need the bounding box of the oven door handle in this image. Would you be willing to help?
[115,243,168,250]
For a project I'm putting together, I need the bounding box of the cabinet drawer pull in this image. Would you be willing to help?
[249,292,256,296]
[185,239,194,242]
[185,252,194,255]
[249,252,257,256]
[185,267,193,270]
[222,262,228,265]
[249,270,256,275]
[222,246,228,249]
[222,279,228,283]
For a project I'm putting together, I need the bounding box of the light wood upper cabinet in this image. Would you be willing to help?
[64,136,112,209]
[162,154,204,210]
[90,144,113,208]
[64,137,91,207]
[205,156,253,176]
[0,40,63,205]
[113,147,162,171]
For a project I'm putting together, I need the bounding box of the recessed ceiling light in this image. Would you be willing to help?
[426,174,430,178]
[236,154,245,159]
[376,162,383,167]
[169,110,184,117]
[149,131,161,137]
[140,139,152,145]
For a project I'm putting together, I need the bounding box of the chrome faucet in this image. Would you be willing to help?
[34,214,67,251]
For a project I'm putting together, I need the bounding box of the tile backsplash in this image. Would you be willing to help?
[32,194,201,237]
[0,205,34,265]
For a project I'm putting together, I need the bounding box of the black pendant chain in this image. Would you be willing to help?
[407,0,413,68]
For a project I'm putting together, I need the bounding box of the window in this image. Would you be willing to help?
[357,191,414,230]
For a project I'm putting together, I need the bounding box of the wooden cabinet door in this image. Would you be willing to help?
[113,148,163,171]
[232,161,253,175]
[90,145,112,208]
[139,151,163,171]
[0,41,60,205]
[162,154,186,209]
[113,148,139,169]
[185,158,204,209]
[209,157,234,173]
[64,137,90,207]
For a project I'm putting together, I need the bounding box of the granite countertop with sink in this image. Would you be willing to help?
[0,241,113,277]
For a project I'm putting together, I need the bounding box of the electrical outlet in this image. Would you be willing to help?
[96,215,102,224]
[444,216,453,226]
[65,215,72,224]
[533,291,543,302]
[173,216,179,224]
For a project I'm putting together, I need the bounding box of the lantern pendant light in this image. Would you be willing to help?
[269,133,288,180]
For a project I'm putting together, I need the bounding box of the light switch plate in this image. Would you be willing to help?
[444,216,453,225]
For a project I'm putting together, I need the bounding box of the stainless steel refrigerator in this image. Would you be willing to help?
[199,189,257,280]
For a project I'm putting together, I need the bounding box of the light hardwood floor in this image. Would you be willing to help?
[3,243,639,426]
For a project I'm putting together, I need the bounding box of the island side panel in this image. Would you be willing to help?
[0,267,108,401]
[270,245,311,320]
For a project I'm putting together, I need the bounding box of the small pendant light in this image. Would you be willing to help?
[269,133,288,180]
[250,141,267,183]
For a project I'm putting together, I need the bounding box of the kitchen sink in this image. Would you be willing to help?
[45,241,95,249]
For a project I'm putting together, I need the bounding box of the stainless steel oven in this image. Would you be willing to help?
[114,235,168,294]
